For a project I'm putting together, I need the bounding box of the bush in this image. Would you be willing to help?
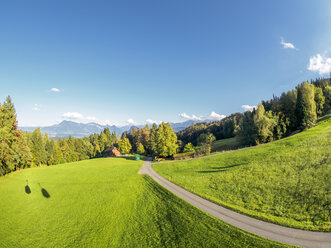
[194,145,211,157]
[174,152,195,160]
[183,143,195,153]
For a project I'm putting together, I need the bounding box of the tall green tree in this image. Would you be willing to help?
[149,123,158,156]
[253,104,275,144]
[53,142,65,164]
[279,89,297,131]
[240,110,257,145]
[136,143,145,155]
[267,112,288,140]
[0,97,17,174]
[296,82,317,130]
[156,123,178,157]
[324,85,331,113]
[94,144,101,157]
[118,138,132,154]
[30,128,46,166]
[141,125,151,153]
[314,86,325,116]
[44,134,55,165]
[13,131,32,170]
[102,128,114,147]
[0,97,33,174]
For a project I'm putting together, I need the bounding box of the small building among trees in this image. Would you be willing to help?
[104,146,121,157]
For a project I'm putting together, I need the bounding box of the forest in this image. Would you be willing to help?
[178,78,330,147]
[0,78,330,176]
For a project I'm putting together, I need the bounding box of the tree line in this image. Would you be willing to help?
[0,97,121,176]
[0,77,330,176]
[177,78,330,146]
[120,122,178,157]
[0,97,178,176]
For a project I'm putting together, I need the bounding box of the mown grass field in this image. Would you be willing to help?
[154,115,331,231]
[0,157,290,247]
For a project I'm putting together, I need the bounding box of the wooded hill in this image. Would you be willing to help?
[178,78,330,148]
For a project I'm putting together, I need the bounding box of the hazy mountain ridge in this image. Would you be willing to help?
[19,120,200,138]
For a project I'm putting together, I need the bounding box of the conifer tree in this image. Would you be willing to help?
[0,97,17,174]
[136,143,145,155]
[279,89,297,131]
[240,110,257,145]
[156,123,166,156]
[103,128,113,147]
[149,123,158,156]
[94,144,101,157]
[324,85,331,113]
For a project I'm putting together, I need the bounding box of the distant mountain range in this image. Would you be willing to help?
[19,120,200,138]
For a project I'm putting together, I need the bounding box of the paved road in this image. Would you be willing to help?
[139,160,331,248]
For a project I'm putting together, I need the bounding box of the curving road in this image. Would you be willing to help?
[139,159,331,248]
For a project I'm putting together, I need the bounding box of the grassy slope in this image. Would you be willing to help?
[155,115,331,231]
[212,137,242,152]
[0,158,290,247]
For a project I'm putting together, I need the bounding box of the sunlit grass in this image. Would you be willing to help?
[0,157,290,247]
[155,115,331,231]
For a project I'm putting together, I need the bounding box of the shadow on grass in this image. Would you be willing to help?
[38,183,51,198]
[197,163,244,173]
[25,180,31,194]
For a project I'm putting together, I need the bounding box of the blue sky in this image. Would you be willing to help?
[0,0,330,126]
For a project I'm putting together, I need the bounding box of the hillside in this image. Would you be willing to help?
[154,115,331,231]
[0,158,289,248]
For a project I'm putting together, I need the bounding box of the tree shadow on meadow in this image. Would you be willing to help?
[197,163,245,173]
[25,180,31,194]
[24,181,51,198]
[38,183,51,198]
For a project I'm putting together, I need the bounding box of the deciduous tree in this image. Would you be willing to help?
[118,138,132,154]
[183,143,195,153]
[296,82,317,130]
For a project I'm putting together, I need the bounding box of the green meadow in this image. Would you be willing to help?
[154,115,331,231]
[0,157,290,247]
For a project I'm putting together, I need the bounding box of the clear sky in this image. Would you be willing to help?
[0,0,330,126]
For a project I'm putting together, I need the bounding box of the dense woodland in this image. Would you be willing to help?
[0,78,330,176]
